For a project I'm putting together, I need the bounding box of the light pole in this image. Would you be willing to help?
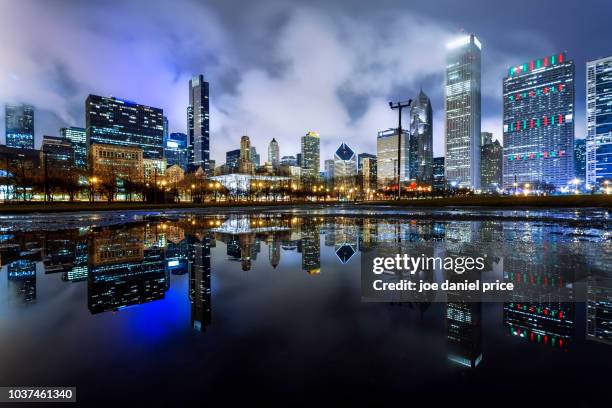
[389,99,412,200]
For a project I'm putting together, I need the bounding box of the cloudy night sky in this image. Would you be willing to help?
[1,0,611,164]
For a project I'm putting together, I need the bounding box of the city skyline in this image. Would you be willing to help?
[2,0,611,166]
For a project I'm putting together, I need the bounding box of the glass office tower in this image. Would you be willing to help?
[85,95,164,159]
[60,127,87,169]
[5,104,34,149]
[586,56,612,189]
[503,52,575,190]
[188,74,210,172]
[445,34,481,189]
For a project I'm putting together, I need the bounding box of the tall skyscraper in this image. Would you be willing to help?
[333,142,357,179]
[586,56,612,189]
[239,135,253,174]
[268,138,280,168]
[574,138,586,182]
[503,52,575,190]
[480,135,502,191]
[188,74,210,172]
[445,34,481,189]
[324,159,335,180]
[409,89,433,184]
[376,128,409,187]
[60,127,87,169]
[5,104,34,149]
[301,131,320,179]
[226,149,240,172]
[433,156,446,190]
[361,156,377,191]
[85,95,164,159]
[250,146,260,167]
[165,132,189,171]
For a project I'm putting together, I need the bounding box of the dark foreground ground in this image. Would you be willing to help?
[0,194,609,214]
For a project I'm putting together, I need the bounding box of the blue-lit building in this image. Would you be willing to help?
[5,104,34,149]
[188,74,210,172]
[41,135,74,171]
[586,56,612,189]
[503,52,575,190]
[60,127,87,169]
[226,149,240,172]
[574,138,586,182]
[85,95,164,159]
[165,132,189,171]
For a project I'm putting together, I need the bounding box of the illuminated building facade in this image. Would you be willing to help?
[503,52,575,190]
[574,138,586,182]
[376,128,409,187]
[300,131,320,179]
[586,56,612,188]
[409,89,433,183]
[334,142,357,179]
[5,104,34,149]
[86,95,164,159]
[445,34,481,189]
[268,138,279,168]
[433,156,445,190]
[165,132,189,171]
[188,74,210,171]
[60,127,87,169]
[480,133,502,191]
[90,143,144,181]
[41,135,74,171]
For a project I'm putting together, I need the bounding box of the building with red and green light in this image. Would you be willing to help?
[502,52,575,190]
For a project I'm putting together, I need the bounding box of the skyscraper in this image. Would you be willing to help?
[433,156,446,190]
[480,135,502,191]
[60,127,87,169]
[324,159,335,181]
[409,89,433,184]
[503,52,575,190]
[361,156,377,191]
[268,138,279,168]
[188,74,210,172]
[85,95,164,159]
[226,149,241,172]
[301,131,320,179]
[574,138,586,182]
[5,104,34,149]
[250,146,260,167]
[376,128,409,187]
[239,135,253,174]
[165,132,189,171]
[445,34,481,189]
[333,142,357,179]
[586,56,612,189]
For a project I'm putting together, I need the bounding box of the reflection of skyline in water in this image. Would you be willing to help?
[0,213,610,363]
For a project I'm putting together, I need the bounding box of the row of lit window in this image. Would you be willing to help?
[507,150,567,161]
[507,83,566,101]
[504,114,573,132]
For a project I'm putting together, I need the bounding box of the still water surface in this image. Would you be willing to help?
[0,207,610,404]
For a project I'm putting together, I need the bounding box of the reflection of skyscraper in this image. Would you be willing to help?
[445,34,481,189]
[7,259,36,303]
[446,301,482,368]
[268,235,281,268]
[87,227,167,314]
[190,236,212,332]
[586,273,612,345]
[502,238,575,349]
[301,220,321,274]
